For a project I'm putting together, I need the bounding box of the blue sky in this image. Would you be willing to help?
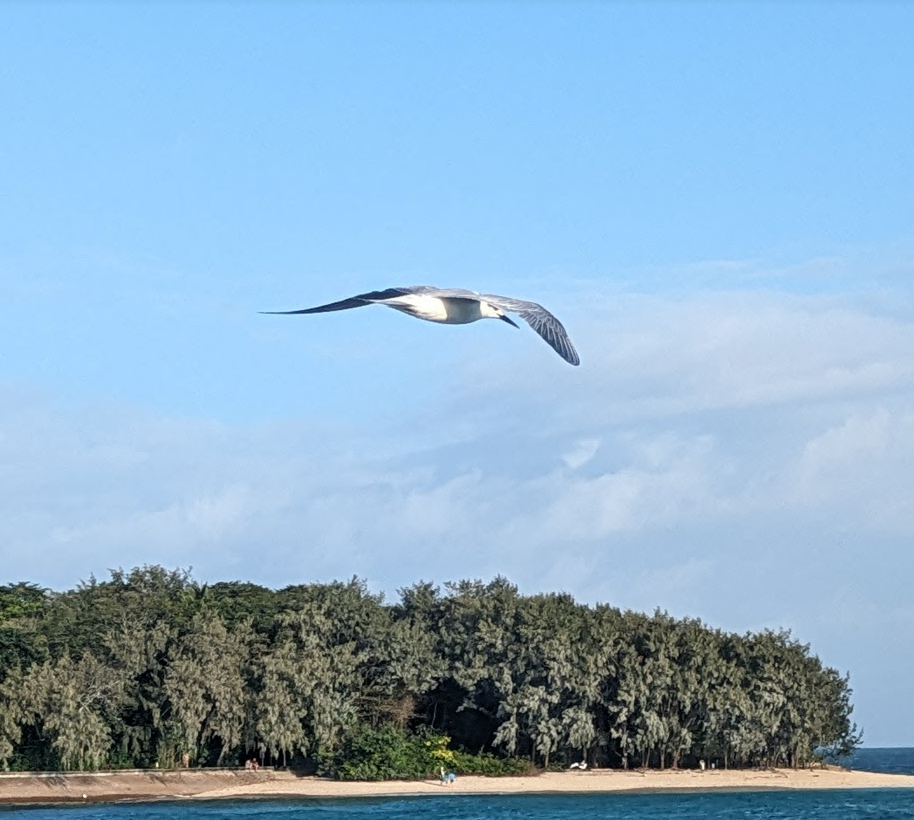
[2,2,913,746]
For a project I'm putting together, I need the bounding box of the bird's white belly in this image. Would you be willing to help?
[388,294,483,324]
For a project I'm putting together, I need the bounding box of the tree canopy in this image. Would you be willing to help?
[0,567,860,774]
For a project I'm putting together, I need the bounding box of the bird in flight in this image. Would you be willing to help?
[262,286,580,365]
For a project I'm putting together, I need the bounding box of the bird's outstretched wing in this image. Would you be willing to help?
[260,287,421,314]
[481,293,580,366]
[261,285,579,366]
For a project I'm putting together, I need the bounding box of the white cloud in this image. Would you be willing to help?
[4,282,913,589]
[783,407,914,533]
[2,273,914,742]
[561,437,601,470]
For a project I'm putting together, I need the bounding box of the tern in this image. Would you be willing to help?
[262,286,580,365]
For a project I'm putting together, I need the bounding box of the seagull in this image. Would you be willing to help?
[262,286,580,365]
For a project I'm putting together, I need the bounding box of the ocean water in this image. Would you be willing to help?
[3,790,914,820]
[2,750,912,820]
[846,747,914,776]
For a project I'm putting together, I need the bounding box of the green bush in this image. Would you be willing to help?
[325,724,531,781]
[450,749,531,776]
[330,724,438,781]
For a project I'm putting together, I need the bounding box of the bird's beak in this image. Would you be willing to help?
[500,314,519,328]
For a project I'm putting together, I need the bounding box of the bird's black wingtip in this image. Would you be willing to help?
[563,348,581,366]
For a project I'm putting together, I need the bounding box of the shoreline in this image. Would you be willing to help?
[2,767,914,806]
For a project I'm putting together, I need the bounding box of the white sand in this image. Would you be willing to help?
[2,766,914,804]
[193,767,914,800]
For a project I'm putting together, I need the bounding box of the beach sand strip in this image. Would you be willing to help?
[2,766,914,805]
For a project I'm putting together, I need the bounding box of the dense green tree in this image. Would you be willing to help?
[0,583,49,685]
[164,610,252,765]
[0,566,861,774]
[8,654,124,770]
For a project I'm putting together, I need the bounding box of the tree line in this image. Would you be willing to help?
[0,566,859,774]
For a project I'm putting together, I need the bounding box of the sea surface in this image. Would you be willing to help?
[2,749,912,820]
[845,747,914,776]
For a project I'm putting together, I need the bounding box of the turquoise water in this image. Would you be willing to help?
[4,790,914,820]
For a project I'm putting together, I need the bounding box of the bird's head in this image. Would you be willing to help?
[482,301,519,327]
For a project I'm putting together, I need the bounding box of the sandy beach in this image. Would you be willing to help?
[2,766,914,805]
